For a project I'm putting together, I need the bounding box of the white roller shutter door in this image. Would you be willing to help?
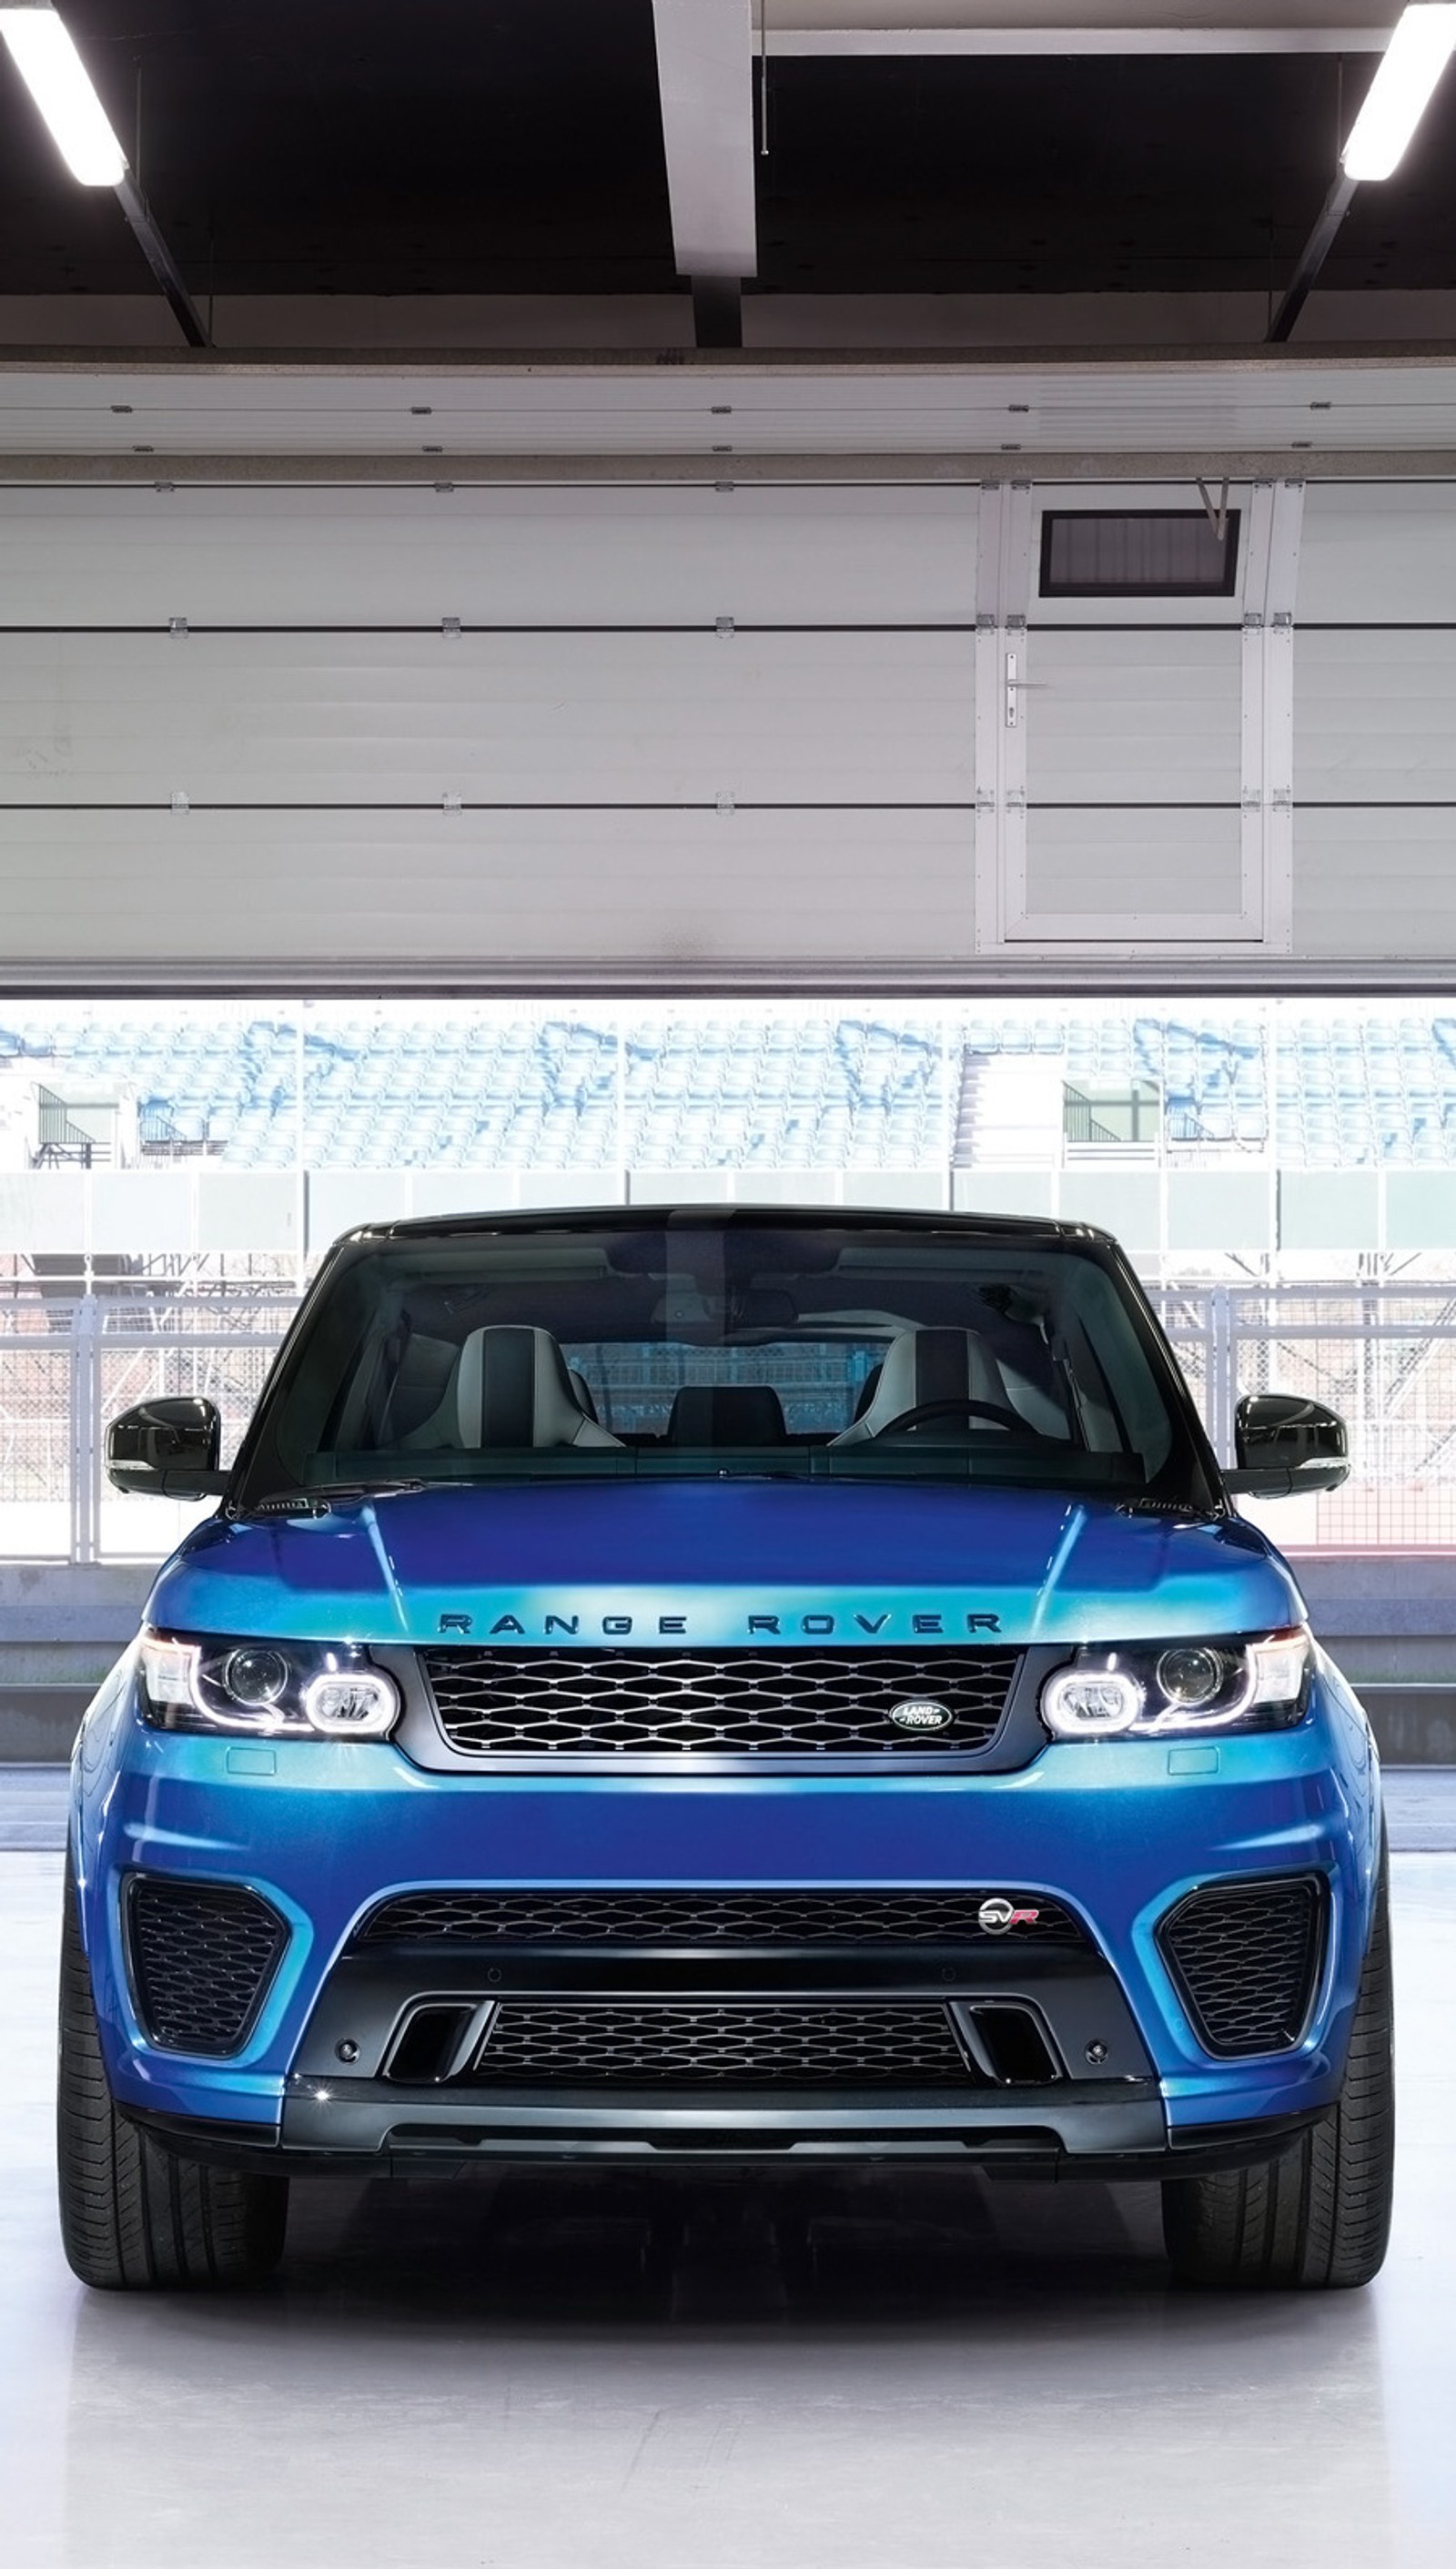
[0,482,976,980]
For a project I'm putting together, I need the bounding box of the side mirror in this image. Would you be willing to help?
[106,1397,228,1499]
[1224,1392,1349,1499]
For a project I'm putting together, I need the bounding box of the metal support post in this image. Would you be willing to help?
[691,276,743,347]
[1208,1284,1237,1464]
[69,1295,102,1566]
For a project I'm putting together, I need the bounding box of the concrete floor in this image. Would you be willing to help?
[3,1854,1454,2568]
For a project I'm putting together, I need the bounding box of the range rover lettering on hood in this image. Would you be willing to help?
[147,1479,1304,1653]
[437,1608,1006,1639]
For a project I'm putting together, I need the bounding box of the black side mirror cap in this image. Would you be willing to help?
[1224,1391,1350,1499]
[106,1397,228,1499]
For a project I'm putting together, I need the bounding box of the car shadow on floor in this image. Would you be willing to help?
[53,2162,1392,2569]
[268,2162,1178,2328]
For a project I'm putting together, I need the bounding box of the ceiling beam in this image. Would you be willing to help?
[3,451,1456,486]
[753,3,1387,50]
[113,177,209,349]
[652,0,758,349]
[762,27,1384,50]
[1268,171,1360,339]
[3,956,1451,998]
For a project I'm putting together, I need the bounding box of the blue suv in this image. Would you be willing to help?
[59,1206,1391,2291]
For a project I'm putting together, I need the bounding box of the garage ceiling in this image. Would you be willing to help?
[15,3,675,303]
[2,1,1456,353]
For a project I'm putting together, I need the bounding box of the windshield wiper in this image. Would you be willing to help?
[242,1478,428,1517]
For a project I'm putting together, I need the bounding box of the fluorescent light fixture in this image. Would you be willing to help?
[0,2,127,185]
[1343,4,1456,181]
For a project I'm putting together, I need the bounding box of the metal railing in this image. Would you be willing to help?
[1156,1282,1456,1551]
[32,1085,104,1168]
[1062,1082,1162,1150]
[0,1289,297,1564]
[2,1281,1455,1561]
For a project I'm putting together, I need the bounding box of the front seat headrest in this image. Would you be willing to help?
[850,1361,883,1423]
[829,1328,1006,1444]
[567,1367,601,1424]
[455,1327,620,1450]
[667,1386,788,1446]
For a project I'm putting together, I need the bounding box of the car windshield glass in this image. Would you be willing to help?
[235,1214,1212,1506]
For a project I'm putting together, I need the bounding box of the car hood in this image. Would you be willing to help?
[147,1478,1303,1649]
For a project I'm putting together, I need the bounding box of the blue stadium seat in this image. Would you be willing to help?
[13,1005,1456,1180]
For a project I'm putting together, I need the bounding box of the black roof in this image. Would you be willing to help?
[347,1201,1111,1249]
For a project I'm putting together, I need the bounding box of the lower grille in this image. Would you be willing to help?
[356,1887,1087,1948]
[468,2001,976,2088]
[420,1646,1020,1756]
[1158,1875,1326,2058]
[127,1875,288,2057]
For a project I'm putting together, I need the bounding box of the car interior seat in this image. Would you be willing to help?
[406,1326,621,1451]
[849,1361,883,1425]
[567,1367,601,1423]
[829,1328,1011,1444]
[665,1386,789,1445]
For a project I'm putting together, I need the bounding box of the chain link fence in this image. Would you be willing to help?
[2,1281,1455,1559]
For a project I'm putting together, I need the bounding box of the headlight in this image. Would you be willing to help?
[139,1630,401,1738]
[1040,1627,1310,1741]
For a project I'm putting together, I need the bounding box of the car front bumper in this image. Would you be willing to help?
[72,1656,1381,2172]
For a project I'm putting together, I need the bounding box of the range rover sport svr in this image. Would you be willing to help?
[59,1205,1391,2292]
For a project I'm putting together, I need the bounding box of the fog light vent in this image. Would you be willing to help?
[1158,1875,1326,2057]
[126,1875,287,2057]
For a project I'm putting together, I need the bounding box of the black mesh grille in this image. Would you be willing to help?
[420,1647,1019,1756]
[1158,1876,1326,2058]
[469,2002,976,2087]
[127,1876,288,2057]
[356,1887,1088,1948]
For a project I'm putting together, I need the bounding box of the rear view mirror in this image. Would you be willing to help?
[106,1397,228,1499]
[1224,1392,1349,1499]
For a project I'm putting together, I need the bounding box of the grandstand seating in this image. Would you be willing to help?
[622,1016,944,1169]
[3,1006,1456,1172]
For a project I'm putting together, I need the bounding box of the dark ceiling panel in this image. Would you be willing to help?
[0,0,676,296]
[750,55,1456,299]
[2,15,1455,315]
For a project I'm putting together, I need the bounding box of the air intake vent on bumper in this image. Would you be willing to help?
[1158,1876,1326,2058]
[466,2001,982,2088]
[354,1887,1089,1948]
[126,1875,288,2056]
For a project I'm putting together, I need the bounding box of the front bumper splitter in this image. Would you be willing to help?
[124,2089,1324,2180]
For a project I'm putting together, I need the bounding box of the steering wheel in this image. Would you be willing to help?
[870,1396,1033,1437]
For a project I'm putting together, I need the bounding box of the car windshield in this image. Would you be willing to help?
[233,1212,1216,1507]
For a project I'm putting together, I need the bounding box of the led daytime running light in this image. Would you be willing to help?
[1041,1665,1144,1737]
[301,1671,399,1736]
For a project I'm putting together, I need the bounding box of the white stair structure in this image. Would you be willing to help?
[954,1051,1066,1169]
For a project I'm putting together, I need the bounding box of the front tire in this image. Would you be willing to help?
[56,1856,288,2291]
[1161,1845,1394,2290]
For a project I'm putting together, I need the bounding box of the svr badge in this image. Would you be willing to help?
[977,1896,1042,1934]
